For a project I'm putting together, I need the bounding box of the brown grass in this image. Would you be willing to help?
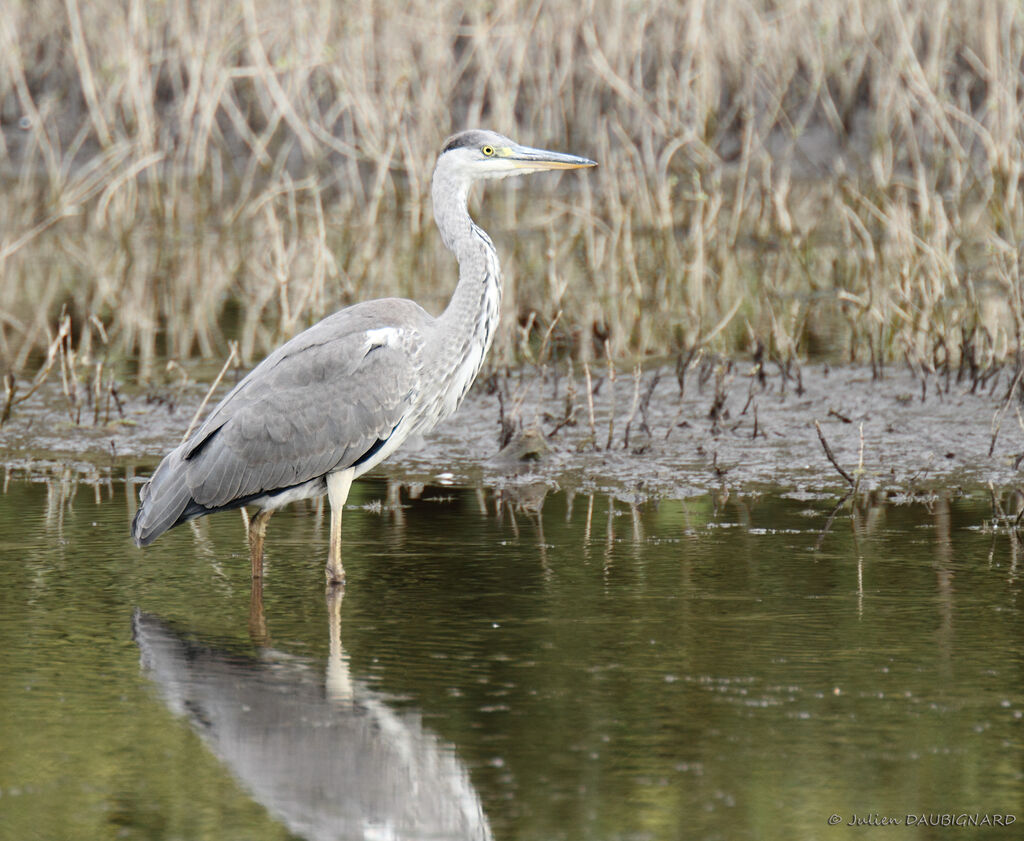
[2,0,1024,395]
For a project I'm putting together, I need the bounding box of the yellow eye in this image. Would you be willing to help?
[482,145,495,157]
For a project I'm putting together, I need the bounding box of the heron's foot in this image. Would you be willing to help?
[325,562,346,589]
[325,578,346,615]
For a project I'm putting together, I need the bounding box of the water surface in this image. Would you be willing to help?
[0,475,1022,840]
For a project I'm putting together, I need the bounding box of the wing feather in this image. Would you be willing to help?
[180,302,426,509]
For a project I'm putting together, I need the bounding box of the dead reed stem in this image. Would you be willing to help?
[814,419,855,487]
[584,362,597,448]
[1,0,1023,384]
[182,341,240,442]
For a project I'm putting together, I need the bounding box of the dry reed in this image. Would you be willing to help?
[1,0,1023,401]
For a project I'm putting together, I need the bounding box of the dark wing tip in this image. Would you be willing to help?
[130,506,155,547]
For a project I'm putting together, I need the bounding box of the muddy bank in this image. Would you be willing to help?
[1,363,1021,498]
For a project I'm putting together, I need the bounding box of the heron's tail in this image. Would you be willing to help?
[131,447,194,547]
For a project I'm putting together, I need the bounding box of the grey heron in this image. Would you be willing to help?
[131,129,596,585]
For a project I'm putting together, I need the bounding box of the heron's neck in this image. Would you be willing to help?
[432,166,503,362]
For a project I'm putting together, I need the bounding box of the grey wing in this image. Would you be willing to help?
[181,309,425,509]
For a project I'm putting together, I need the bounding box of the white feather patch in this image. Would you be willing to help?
[365,327,402,348]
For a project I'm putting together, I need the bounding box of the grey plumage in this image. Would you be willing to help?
[133,301,426,544]
[131,130,595,576]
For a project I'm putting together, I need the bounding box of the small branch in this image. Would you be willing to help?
[182,341,239,443]
[535,309,562,368]
[0,374,15,425]
[853,422,865,497]
[584,362,597,448]
[675,345,699,397]
[622,364,642,449]
[546,358,577,439]
[814,490,854,551]
[989,364,1024,457]
[0,315,73,427]
[638,368,661,438]
[604,340,616,451]
[814,419,855,487]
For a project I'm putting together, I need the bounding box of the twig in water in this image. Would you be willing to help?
[711,450,729,476]
[674,345,699,397]
[740,390,754,416]
[109,385,125,420]
[546,358,578,439]
[57,319,82,424]
[988,482,1006,526]
[853,422,865,498]
[697,357,715,392]
[708,363,730,435]
[604,341,616,451]
[1014,498,1024,531]
[91,361,104,425]
[989,364,1024,457]
[182,341,239,443]
[814,491,854,551]
[1,375,16,426]
[622,364,642,449]
[753,340,766,387]
[496,385,510,447]
[638,368,661,438]
[814,419,855,487]
[492,371,522,449]
[584,362,597,449]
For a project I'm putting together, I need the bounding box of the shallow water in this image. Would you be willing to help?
[1,475,1022,840]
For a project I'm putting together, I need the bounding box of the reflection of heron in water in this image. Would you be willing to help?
[131,130,595,587]
[132,593,493,841]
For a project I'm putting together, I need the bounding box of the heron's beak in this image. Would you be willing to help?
[503,144,597,171]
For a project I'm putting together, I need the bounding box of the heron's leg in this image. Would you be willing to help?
[248,569,269,647]
[247,508,274,579]
[325,584,353,703]
[326,468,355,586]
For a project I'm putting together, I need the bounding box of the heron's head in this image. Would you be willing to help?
[438,129,596,181]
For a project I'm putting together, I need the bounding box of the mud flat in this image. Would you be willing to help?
[1,363,1020,499]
